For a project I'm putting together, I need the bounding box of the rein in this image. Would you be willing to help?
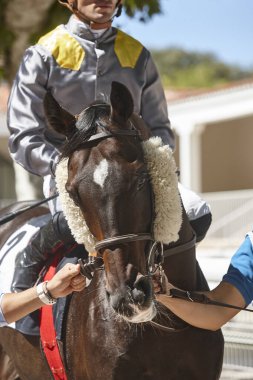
[169,288,253,313]
[0,193,59,225]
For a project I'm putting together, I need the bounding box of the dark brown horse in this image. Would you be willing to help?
[0,82,224,380]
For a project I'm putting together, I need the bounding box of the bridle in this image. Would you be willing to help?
[77,123,167,278]
[76,118,196,282]
[95,234,164,271]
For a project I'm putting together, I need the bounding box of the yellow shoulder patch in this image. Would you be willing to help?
[114,30,143,68]
[38,26,85,71]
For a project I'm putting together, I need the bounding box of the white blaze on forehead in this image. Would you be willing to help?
[93,159,109,188]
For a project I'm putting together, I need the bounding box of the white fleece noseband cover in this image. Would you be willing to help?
[55,137,182,253]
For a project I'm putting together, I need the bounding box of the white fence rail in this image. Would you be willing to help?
[202,189,253,242]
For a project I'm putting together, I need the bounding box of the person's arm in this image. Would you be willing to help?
[141,52,175,149]
[1,263,85,324]
[155,278,246,331]
[155,234,253,330]
[7,46,59,177]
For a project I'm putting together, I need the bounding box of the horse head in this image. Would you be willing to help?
[44,81,181,323]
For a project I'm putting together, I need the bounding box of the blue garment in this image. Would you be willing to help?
[222,234,253,306]
[0,294,7,327]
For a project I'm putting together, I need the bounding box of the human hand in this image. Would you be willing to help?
[152,268,174,295]
[47,263,86,299]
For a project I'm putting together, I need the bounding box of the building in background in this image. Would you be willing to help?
[167,80,253,193]
[165,79,253,376]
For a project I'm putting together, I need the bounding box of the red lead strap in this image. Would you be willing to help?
[39,252,68,380]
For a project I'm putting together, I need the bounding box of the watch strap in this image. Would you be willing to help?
[36,281,57,305]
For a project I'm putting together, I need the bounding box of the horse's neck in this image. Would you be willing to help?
[65,273,129,378]
[162,208,197,290]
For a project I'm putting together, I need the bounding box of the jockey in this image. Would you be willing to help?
[7,0,210,292]
[154,231,253,331]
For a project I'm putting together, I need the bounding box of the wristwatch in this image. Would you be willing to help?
[36,281,57,305]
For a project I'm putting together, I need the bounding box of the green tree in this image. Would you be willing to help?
[151,47,253,89]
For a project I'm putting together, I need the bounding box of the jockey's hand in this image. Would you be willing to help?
[47,263,86,299]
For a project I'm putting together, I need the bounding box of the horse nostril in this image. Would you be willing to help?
[132,288,145,305]
[134,276,152,297]
[131,275,153,307]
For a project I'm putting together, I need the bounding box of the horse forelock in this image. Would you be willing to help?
[60,102,110,159]
[55,136,182,253]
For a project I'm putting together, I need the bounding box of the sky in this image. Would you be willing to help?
[117,0,253,69]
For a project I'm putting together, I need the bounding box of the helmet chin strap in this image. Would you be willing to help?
[68,0,122,30]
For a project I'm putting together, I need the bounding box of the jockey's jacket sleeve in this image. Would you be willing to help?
[222,233,253,306]
[7,16,175,177]
[0,294,7,327]
[7,48,61,177]
[141,53,175,148]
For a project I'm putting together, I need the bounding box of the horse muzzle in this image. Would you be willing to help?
[109,275,156,323]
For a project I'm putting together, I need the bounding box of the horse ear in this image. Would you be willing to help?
[43,91,77,139]
[110,81,134,123]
